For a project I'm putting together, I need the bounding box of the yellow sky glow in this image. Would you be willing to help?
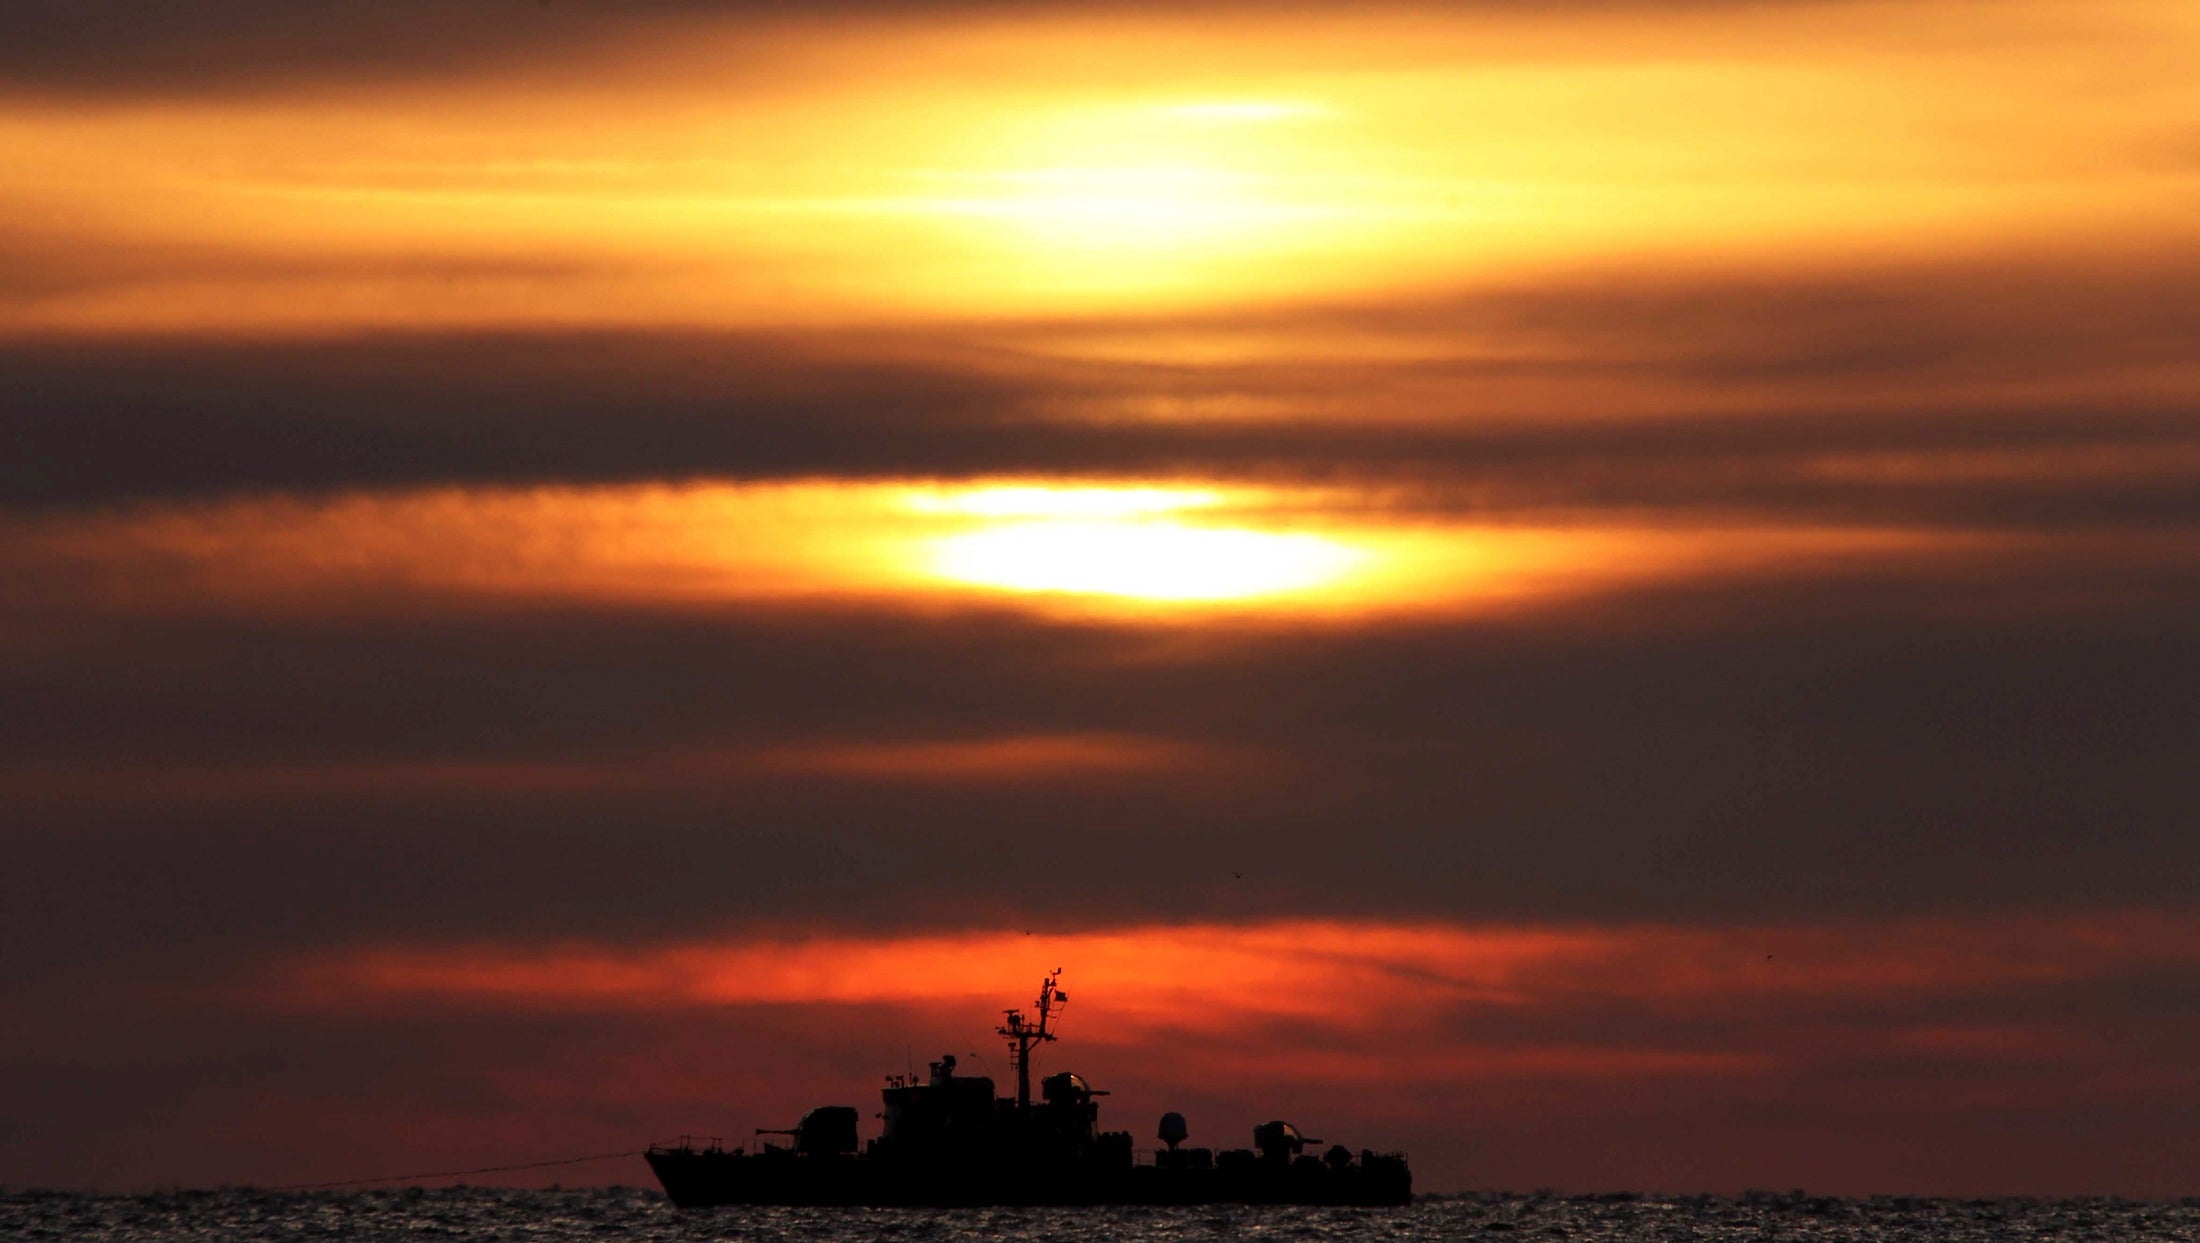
[2,1,2193,332]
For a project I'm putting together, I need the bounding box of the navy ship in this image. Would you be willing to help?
[645,972,1412,1206]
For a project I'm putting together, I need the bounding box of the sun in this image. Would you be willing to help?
[920,491,1368,605]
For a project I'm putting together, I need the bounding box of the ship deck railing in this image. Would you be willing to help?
[649,1135,736,1154]
[1132,1148,1412,1163]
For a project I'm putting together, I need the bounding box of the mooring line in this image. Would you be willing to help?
[267,1149,644,1190]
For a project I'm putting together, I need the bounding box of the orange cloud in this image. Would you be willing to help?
[0,731,1247,808]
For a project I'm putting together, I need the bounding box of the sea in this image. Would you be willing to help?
[4,1189,2197,1243]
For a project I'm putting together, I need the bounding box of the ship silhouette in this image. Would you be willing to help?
[646,971,1412,1206]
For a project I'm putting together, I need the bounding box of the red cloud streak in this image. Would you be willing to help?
[205,914,2198,1195]
[294,914,2200,1023]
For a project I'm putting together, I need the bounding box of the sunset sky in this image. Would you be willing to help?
[5,0,2199,1197]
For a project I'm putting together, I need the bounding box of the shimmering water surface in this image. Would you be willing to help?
[5,1189,2198,1243]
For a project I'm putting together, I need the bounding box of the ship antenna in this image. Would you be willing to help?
[996,969,1065,1111]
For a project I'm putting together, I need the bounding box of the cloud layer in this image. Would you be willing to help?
[5,0,2199,1197]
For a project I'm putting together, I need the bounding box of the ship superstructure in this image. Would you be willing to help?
[645,972,1412,1207]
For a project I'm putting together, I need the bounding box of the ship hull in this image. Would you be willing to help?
[645,1149,1411,1208]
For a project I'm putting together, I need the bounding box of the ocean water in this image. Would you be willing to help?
[4,1189,2198,1243]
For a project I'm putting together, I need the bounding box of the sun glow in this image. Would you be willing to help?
[5,478,1989,621]
[930,96,1342,241]
[911,165,1306,252]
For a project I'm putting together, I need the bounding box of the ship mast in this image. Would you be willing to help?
[996,969,1065,1110]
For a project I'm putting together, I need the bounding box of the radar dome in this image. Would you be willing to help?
[1158,1111,1189,1150]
